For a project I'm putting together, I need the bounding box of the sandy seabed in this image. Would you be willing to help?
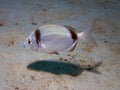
[0,0,120,90]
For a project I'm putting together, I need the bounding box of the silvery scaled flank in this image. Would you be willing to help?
[23,23,96,54]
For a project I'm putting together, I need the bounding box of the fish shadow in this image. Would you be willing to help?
[27,60,101,77]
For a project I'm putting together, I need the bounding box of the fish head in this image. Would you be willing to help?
[23,31,39,50]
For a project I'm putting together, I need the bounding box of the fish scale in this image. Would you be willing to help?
[39,25,71,38]
[41,34,74,53]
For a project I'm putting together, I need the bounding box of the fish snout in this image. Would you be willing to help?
[23,42,27,48]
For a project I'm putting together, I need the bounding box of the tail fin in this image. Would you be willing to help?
[77,20,97,46]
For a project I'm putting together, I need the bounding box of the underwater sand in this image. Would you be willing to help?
[0,0,120,90]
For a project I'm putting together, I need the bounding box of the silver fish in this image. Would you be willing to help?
[23,24,96,54]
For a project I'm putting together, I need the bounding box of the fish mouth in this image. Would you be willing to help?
[23,43,26,48]
[23,42,27,48]
[23,42,30,49]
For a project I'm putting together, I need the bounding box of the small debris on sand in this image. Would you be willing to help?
[1,52,12,58]
[31,22,37,25]
[0,20,5,26]
[81,43,94,52]
[30,76,36,81]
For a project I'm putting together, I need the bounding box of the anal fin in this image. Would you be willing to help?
[49,51,59,55]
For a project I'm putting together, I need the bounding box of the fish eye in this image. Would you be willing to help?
[27,39,32,44]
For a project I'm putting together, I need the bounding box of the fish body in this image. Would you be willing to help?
[23,24,96,54]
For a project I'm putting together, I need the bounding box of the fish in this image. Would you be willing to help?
[23,23,97,54]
